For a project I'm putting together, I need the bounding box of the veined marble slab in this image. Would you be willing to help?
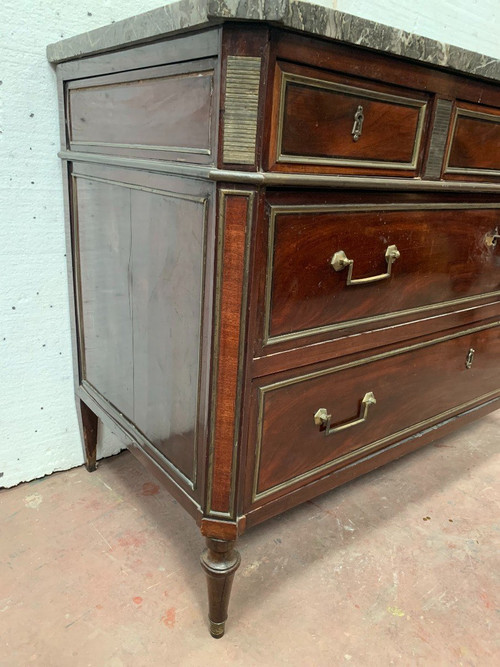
[47,0,500,82]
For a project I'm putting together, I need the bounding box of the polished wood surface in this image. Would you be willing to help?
[265,202,500,342]
[68,59,216,163]
[200,538,241,638]
[53,20,500,637]
[447,102,500,175]
[74,166,210,487]
[275,61,427,171]
[207,190,254,515]
[249,323,500,504]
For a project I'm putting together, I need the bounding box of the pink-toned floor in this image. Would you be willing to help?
[1,412,499,666]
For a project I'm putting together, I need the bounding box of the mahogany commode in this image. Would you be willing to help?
[47,0,500,638]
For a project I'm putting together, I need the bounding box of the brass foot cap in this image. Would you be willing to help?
[209,620,225,638]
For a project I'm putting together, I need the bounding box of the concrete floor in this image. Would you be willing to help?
[1,413,499,666]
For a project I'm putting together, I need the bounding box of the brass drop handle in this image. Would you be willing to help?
[314,392,377,436]
[352,105,364,142]
[331,244,401,286]
[465,348,475,369]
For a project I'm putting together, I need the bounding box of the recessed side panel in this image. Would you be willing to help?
[67,60,216,163]
[130,188,207,484]
[73,169,209,489]
[74,177,134,415]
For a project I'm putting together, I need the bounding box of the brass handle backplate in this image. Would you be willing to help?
[314,392,377,436]
[485,227,500,248]
[331,244,400,286]
[351,105,364,142]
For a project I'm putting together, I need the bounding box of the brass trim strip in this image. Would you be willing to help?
[276,71,427,170]
[70,141,212,156]
[444,106,500,177]
[424,99,453,179]
[206,188,255,519]
[223,56,261,165]
[59,151,500,192]
[72,173,207,204]
[72,173,209,489]
[252,320,500,502]
[263,203,500,346]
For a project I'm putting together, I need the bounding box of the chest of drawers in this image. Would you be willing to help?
[47,0,500,638]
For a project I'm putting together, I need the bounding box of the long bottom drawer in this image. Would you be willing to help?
[248,322,500,506]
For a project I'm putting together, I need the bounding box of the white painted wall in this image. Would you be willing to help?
[0,0,498,488]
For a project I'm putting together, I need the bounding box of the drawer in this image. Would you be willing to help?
[66,59,216,163]
[445,102,500,179]
[249,322,500,504]
[269,61,429,175]
[262,202,500,346]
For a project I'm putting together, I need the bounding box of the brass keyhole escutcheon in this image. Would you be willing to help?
[465,348,475,369]
[351,105,364,142]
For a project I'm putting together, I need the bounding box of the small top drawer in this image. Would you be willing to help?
[269,61,429,176]
[444,102,500,180]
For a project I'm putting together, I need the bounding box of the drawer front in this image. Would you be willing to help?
[67,60,215,163]
[264,202,500,345]
[250,323,500,504]
[445,102,500,178]
[271,62,428,174]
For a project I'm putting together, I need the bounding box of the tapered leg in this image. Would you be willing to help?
[200,538,241,638]
[77,399,99,472]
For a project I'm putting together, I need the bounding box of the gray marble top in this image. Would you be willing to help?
[47,0,500,82]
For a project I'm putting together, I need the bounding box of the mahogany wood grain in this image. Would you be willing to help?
[244,396,500,530]
[207,189,254,515]
[275,61,427,172]
[200,538,241,638]
[266,205,500,340]
[248,323,500,506]
[252,300,500,378]
[67,60,216,164]
[446,101,500,175]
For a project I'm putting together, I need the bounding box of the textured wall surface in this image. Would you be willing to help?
[0,0,497,488]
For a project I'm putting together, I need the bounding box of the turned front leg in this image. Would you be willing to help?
[200,538,241,638]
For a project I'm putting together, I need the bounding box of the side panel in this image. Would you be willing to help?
[72,163,214,499]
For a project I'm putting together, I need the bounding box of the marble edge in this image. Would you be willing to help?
[46,0,500,82]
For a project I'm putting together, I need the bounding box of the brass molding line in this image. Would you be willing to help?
[263,203,500,346]
[252,320,500,502]
[253,388,500,502]
[444,106,500,177]
[58,152,500,191]
[276,71,427,170]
